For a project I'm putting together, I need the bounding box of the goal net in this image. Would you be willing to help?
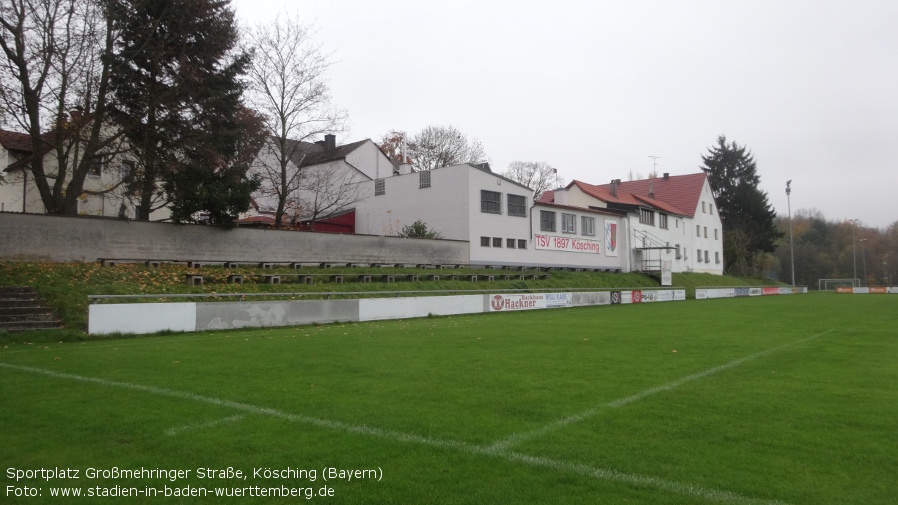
[819,278,860,291]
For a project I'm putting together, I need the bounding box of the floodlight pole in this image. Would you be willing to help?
[786,180,795,286]
[849,219,858,285]
[859,238,867,286]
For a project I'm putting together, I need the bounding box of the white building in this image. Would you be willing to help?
[539,173,724,274]
[355,163,627,270]
[0,128,158,219]
[242,134,391,229]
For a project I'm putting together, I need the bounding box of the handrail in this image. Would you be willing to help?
[87,286,686,303]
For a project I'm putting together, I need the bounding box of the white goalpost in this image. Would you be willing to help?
[818,278,860,291]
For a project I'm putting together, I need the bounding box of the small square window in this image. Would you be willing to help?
[517,239,527,249]
[581,216,595,236]
[492,237,502,248]
[480,236,490,247]
[562,213,576,233]
[88,158,103,177]
[540,210,556,232]
[506,238,516,249]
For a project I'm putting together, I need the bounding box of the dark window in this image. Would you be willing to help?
[517,239,527,249]
[507,194,526,217]
[492,237,502,248]
[481,190,501,213]
[540,210,556,232]
[506,238,516,249]
[419,170,431,188]
[480,236,491,247]
[375,179,385,196]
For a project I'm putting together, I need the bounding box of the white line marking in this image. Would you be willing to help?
[165,415,246,436]
[489,330,833,451]
[0,342,807,505]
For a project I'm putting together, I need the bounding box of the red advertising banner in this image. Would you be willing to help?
[762,287,780,295]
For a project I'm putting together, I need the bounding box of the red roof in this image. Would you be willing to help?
[557,173,708,217]
[0,129,35,153]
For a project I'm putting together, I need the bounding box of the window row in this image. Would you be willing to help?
[481,191,527,217]
[696,249,721,264]
[539,210,597,236]
[695,225,719,240]
[701,201,714,215]
[480,237,528,249]
[374,171,435,195]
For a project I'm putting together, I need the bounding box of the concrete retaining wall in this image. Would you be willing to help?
[87,289,688,335]
[0,212,469,264]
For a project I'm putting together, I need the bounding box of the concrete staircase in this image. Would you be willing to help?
[0,287,63,332]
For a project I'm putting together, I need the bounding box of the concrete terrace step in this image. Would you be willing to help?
[0,286,63,332]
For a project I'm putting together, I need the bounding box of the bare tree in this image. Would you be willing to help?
[296,163,367,230]
[410,125,486,171]
[0,0,125,215]
[243,13,347,228]
[502,161,565,201]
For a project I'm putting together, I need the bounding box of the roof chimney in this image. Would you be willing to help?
[663,172,669,181]
[324,134,336,153]
[649,181,655,199]
[610,179,620,197]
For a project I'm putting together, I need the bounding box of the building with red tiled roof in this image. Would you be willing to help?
[538,173,724,274]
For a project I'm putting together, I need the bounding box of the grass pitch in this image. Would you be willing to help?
[1,293,895,504]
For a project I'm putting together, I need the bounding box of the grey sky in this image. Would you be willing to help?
[232,0,898,229]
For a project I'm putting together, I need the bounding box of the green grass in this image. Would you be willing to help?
[0,261,776,335]
[1,293,895,504]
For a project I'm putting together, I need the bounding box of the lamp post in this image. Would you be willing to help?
[859,238,867,286]
[849,219,858,285]
[786,180,795,286]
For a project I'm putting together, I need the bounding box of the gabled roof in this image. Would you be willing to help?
[0,129,34,153]
[279,137,370,168]
[559,173,709,217]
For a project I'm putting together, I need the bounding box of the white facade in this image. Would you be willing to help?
[355,164,627,269]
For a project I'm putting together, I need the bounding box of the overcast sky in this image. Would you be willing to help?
[232,0,898,229]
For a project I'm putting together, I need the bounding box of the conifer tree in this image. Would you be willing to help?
[109,0,263,227]
[701,135,782,270]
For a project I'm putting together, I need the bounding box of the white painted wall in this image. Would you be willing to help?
[345,140,393,180]
[526,204,625,269]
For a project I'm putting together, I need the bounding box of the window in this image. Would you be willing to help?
[581,216,595,236]
[375,178,385,196]
[540,210,556,232]
[715,251,720,264]
[696,224,701,237]
[419,170,431,188]
[659,213,668,229]
[705,250,710,263]
[518,239,527,249]
[702,201,706,213]
[480,236,491,247]
[507,238,516,249]
[704,226,708,238]
[675,244,682,260]
[710,205,714,215]
[88,158,103,177]
[714,229,719,240]
[562,213,576,233]
[492,237,502,248]
[481,190,501,213]
[697,249,702,262]
[119,160,134,180]
[639,208,655,225]
[507,194,526,217]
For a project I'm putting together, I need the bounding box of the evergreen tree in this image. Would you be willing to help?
[700,135,782,271]
[108,0,263,227]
